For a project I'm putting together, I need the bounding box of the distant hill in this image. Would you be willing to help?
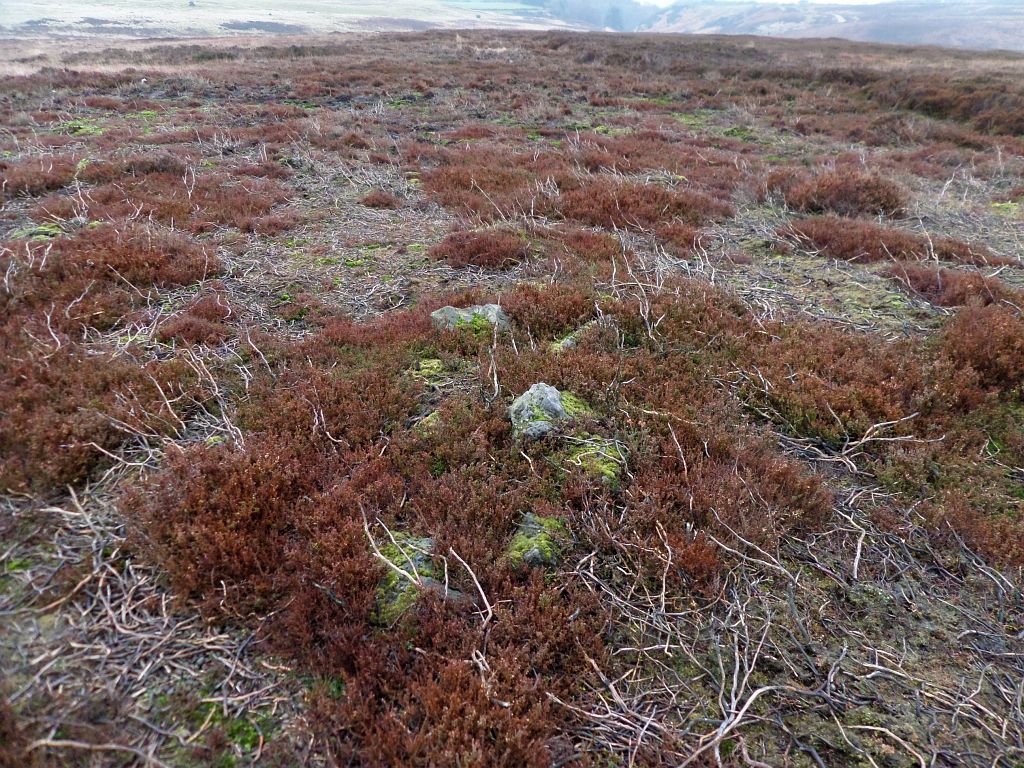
[3,0,1023,51]
[640,1,1024,52]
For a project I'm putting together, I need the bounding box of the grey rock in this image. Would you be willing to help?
[509,383,567,440]
[508,512,565,567]
[550,320,597,353]
[430,304,510,332]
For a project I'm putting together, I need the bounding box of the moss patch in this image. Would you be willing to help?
[9,221,65,240]
[58,118,104,137]
[565,435,625,486]
[559,391,593,419]
[454,312,495,337]
[410,357,447,384]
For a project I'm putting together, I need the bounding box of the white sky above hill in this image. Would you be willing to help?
[636,0,893,4]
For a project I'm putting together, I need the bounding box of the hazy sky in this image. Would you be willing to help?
[635,0,893,4]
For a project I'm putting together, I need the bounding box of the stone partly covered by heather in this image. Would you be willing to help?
[508,382,592,440]
[430,304,510,333]
[372,532,465,626]
[507,513,566,567]
[550,320,598,353]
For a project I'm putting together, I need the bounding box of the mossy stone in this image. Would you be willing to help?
[374,533,434,626]
[508,513,566,567]
[430,304,510,333]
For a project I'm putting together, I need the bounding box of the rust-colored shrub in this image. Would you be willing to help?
[249,210,303,235]
[783,216,1000,265]
[429,228,528,269]
[922,491,1024,568]
[502,283,594,339]
[560,177,733,230]
[341,131,371,149]
[157,314,232,345]
[941,304,1024,389]
[2,224,217,336]
[33,171,291,234]
[0,695,32,768]
[360,188,402,209]
[0,343,196,493]
[556,227,622,263]
[748,321,921,446]
[126,439,326,609]
[779,169,909,217]
[885,262,1017,307]
[656,221,699,254]
[867,75,1024,137]
[188,293,235,322]
[77,153,189,184]
[0,155,78,199]
[418,145,568,221]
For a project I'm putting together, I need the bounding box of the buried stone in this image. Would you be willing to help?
[373,533,464,625]
[430,304,510,333]
[550,319,599,354]
[507,513,566,567]
[509,382,592,440]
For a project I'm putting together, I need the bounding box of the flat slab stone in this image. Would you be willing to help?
[430,304,510,332]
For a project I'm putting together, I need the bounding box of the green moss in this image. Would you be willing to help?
[559,391,593,418]
[565,435,625,486]
[412,357,445,381]
[9,221,64,240]
[0,556,31,595]
[550,321,598,354]
[454,312,494,338]
[58,118,103,137]
[991,201,1021,216]
[670,109,716,128]
[723,125,757,142]
[507,514,566,567]
[415,411,441,434]
[3,557,32,573]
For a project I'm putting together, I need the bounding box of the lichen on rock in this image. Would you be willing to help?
[507,513,566,567]
[509,383,592,440]
[549,320,598,354]
[430,304,510,333]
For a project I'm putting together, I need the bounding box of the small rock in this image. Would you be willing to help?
[508,513,565,567]
[372,533,466,626]
[430,304,510,333]
[550,320,597,353]
[509,383,567,439]
[509,383,592,440]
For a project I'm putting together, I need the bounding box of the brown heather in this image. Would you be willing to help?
[782,216,1001,266]
[3,30,1024,768]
